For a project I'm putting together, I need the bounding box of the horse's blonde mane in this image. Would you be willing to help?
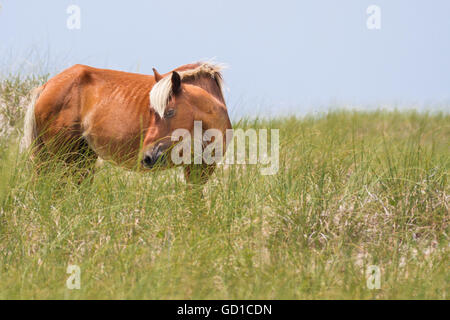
[149,62,225,117]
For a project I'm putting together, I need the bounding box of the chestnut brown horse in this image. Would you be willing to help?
[22,62,232,184]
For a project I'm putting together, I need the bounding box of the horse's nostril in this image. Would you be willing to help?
[142,148,167,168]
[143,155,154,167]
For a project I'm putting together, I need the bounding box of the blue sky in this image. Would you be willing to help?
[1,0,449,117]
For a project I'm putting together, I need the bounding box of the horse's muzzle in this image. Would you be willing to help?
[141,144,167,169]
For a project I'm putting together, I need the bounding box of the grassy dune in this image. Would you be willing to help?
[0,76,448,299]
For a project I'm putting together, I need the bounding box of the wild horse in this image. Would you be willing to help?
[22,62,232,184]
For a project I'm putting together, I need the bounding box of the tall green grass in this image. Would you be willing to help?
[0,76,448,299]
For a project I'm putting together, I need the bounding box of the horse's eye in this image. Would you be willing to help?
[164,109,175,118]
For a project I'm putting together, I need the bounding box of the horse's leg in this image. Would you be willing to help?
[34,135,98,186]
[28,135,49,184]
[184,163,216,185]
[183,164,215,205]
[65,137,98,185]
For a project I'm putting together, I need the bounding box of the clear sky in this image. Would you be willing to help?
[1,0,449,117]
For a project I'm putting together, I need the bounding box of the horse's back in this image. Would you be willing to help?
[35,64,154,124]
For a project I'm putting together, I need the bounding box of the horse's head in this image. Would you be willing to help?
[141,69,231,169]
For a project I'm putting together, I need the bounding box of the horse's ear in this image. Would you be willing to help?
[152,68,163,82]
[171,71,181,94]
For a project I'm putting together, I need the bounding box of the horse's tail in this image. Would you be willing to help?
[21,86,44,155]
